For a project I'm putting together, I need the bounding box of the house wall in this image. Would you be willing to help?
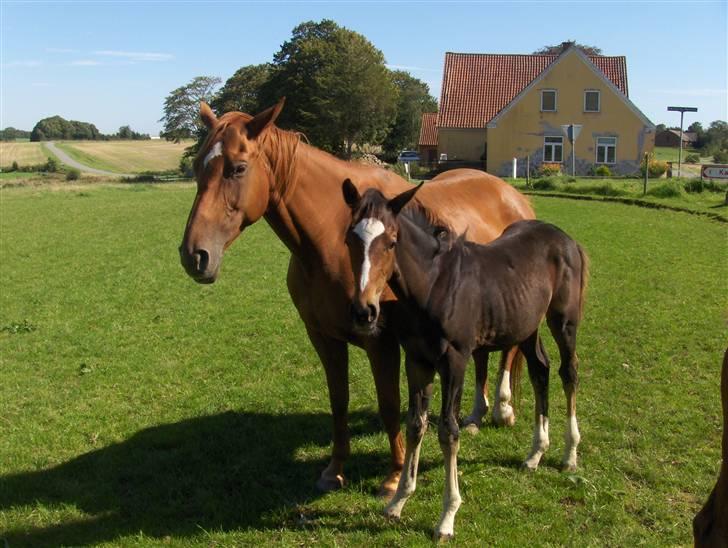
[436,128,487,163]
[486,51,654,176]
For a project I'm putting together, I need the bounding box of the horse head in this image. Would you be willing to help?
[342,179,422,333]
[179,99,285,283]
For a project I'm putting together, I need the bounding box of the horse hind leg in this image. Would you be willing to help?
[493,347,520,427]
[520,333,551,471]
[546,309,581,473]
[462,348,490,433]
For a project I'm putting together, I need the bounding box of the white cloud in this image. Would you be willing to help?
[93,50,174,62]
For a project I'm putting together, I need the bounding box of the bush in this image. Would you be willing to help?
[538,162,561,176]
[65,168,81,181]
[640,158,668,178]
[532,177,558,190]
[646,181,683,198]
[713,149,728,164]
[593,165,612,177]
[685,153,700,164]
[179,156,194,178]
[45,156,58,173]
[11,161,19,172]
[683,179,704,193]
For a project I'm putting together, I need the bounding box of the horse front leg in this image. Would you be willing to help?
[384,355,434,519]
[365,330,405,498]
[462,348,489,433]
[306,327,351,492]
[434,348,467,541]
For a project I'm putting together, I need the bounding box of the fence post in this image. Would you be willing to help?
[643,152,649,196]
[526,155,530,188]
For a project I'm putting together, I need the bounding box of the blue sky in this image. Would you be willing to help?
[1,1,726,136]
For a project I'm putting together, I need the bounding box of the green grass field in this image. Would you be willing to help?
[0,184,726,546]
[55,140,192,174]
[0,141,51,167]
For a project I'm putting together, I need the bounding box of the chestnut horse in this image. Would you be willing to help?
[693,348,728,547]
[179,99,534,496]
[342,182,588,539]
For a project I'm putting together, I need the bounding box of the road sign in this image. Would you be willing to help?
[668,106,698,112]
[702,164,728,180]
[561,124,582,143]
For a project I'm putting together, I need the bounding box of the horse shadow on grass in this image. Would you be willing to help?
[0,410,429,546]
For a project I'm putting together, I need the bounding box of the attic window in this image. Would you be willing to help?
[541,90,557,112]
[585,90,601,112]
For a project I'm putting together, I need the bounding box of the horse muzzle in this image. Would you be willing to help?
[179,245,220,284]
[350,301,380,334]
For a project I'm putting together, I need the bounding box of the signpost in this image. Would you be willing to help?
[561,124,582,176]
[667,106,698,178]
[701,164,728,180]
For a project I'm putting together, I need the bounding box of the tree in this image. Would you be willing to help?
[30,116,101,141]
[159,76,221,143]
[260,19,397,156]
[211,64,271,115]
[655,123,666,134]
[533,41,603,56]
[381,70,438,159]
[703,120,728,157]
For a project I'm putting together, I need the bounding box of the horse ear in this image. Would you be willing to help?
[388,182,424,215]
[342,178,361,209]
[246,97,286,140]
[200,101,217,129]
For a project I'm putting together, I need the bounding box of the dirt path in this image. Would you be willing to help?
[45,141,133,177]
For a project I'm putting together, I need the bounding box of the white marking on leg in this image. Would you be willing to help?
[434,439,461,539]
[523,414,550,470]
[384,420,426,519]
[203,141,222,168]
[493,369,514,426]
[352,218,385,292]
[562,414,580,471]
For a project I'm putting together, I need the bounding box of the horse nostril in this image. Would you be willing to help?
[193,249,210,273]
[351,304,369,325]
[367,304,377,323]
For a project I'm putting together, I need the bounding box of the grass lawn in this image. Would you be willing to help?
[0,184,726,546]
[55,140,192,174]
[0,141,51,167]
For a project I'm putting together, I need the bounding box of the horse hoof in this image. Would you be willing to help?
[561,462,578,473]
[520,461,538,473]
[493,408,516,427]
[377,471,400,500]
[462,422,480,435]
[316,473,345,492]
[383,508,401,520]
[433,531,454,543]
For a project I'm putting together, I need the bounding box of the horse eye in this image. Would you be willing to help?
[234,162,247,176]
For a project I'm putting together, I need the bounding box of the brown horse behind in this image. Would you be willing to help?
[179,99,534,496]
[693,348,728,547]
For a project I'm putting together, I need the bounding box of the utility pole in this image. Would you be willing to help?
[667,106,698,178]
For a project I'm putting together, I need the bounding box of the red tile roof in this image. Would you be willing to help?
[418,112,438,147]
[438,52,629,129]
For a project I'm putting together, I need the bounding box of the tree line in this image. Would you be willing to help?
[19,116,151,142]
[159,19,438,160]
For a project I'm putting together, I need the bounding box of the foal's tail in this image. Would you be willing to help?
[510,349,525,410]
[577,244,590,321]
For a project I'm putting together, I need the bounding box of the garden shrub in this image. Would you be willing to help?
[532,177,558,190]
[683,179,704,193]
[538,163,561,176]
[593,165,612,177]
[646,181,683,198]
[640,158,668,178]
[712,149,728,164]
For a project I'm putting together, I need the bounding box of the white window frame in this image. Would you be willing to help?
[540,89,557,112]
[596,137,617,164]
[584,90,601,113]
[543,136,564,163]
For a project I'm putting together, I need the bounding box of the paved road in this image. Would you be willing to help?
[45,141,133,178]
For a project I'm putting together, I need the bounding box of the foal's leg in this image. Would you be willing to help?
[493,347,519,427]
[306,327,351,492]
[520,333,551,471]
[463,348,489,433]
[434,349,468,540]
[547,311,581,472]
[365,330,405,498]
[384,355,435,519]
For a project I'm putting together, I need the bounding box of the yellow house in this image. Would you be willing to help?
[422,45,655,176]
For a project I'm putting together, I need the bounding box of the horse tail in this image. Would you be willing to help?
[577,244,590,321]
[510,349,525,410]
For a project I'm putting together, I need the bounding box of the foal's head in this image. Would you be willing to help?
[179,99,285,283]
[342,179,422,333]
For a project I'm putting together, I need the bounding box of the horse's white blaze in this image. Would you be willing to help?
[563,414,580,470]
[353,218,385,292]
[523,414,550,470]
[203,141,223,168]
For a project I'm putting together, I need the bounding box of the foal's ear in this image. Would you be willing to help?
[246,97,286,140]
[388,182,424,215]
[342,178,361,209]
[200,101,218,130]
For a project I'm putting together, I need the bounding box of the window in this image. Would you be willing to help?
[596,137,617,164]
[541,90,557,112]
[584,90,600,112]
[544,136,563,162]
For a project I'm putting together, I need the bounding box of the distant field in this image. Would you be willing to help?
[0,142,49,167]
[56,140,193,173]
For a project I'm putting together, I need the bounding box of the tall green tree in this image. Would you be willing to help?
[533,41,603,56]
[382,70,438,159]
[260,19,397,156]
[211,64,271,115]
[159,76,221,142]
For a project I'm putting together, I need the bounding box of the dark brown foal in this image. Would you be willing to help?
[342,180,589,539]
